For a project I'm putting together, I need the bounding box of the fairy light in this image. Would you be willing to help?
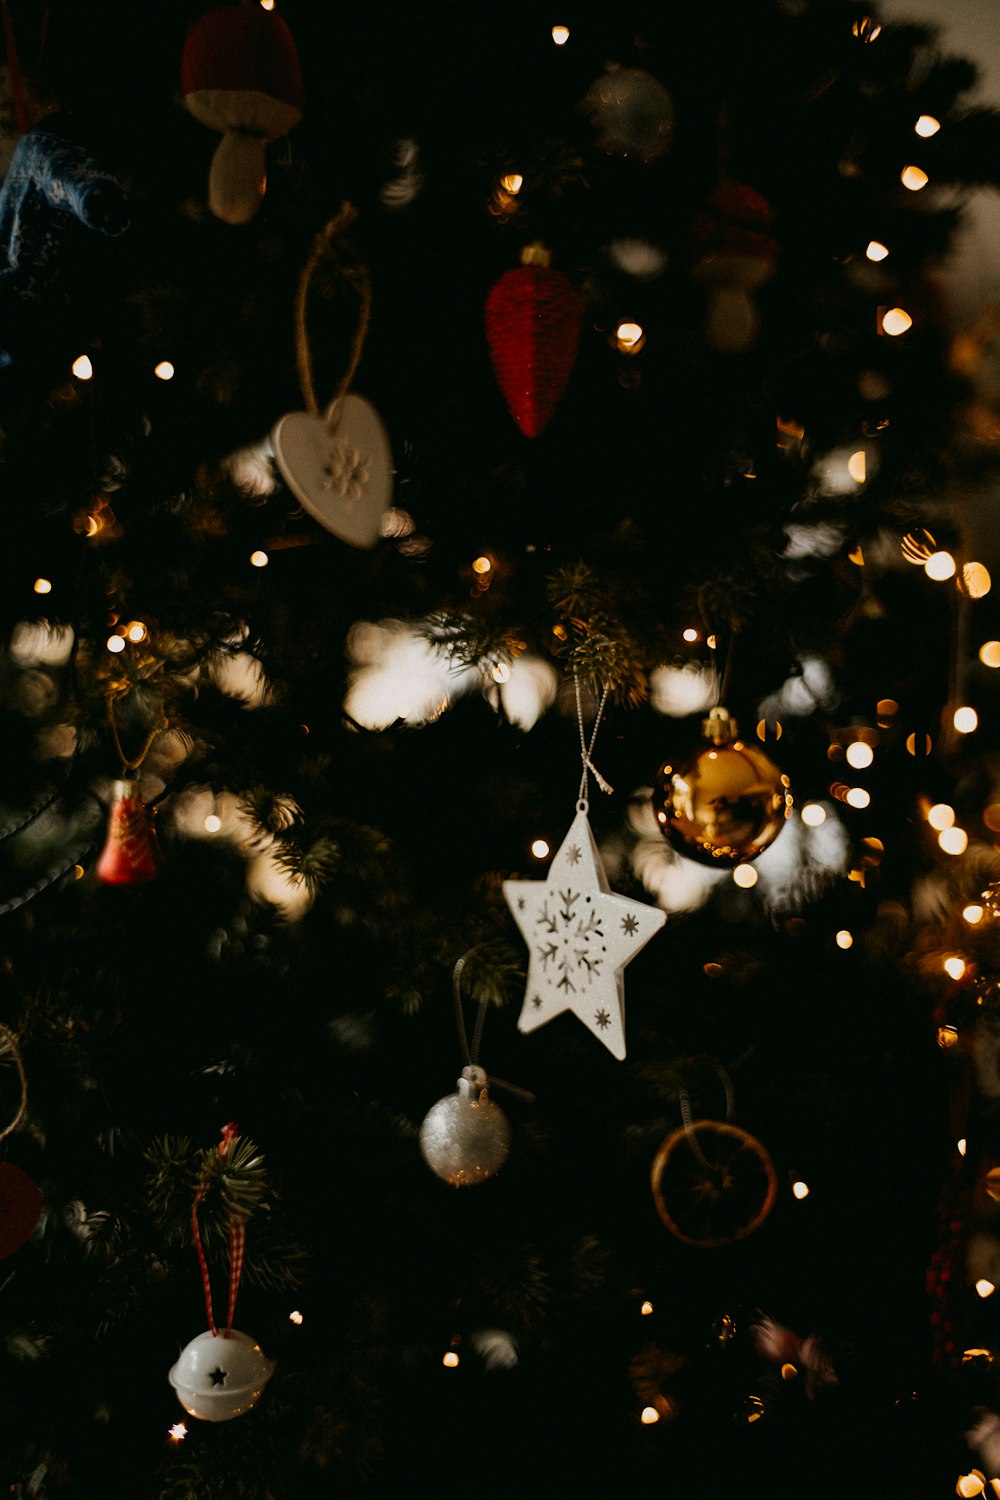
[976,1280,996,1299]
[442,1351,460,1368]
[801,803,827,826]
[106,635,125,654]
[845,787,870,809]
[500,173,523,194]
[289,1310,304,1324]
[126,622,147,643]
[928,804,955,831]
[846,742,873,769]
[682,627,699,643]
[756,720,782,741]
[204,814,222,834]
[866,240,889,261]
[781,1364,798,1380]
[33,578,52,595]
[531,838,551,859]
[957,1473,987,1498]
[954,706,978,734]
[616,321,645,353]
[472,556,492,574]
[852,16,881,40]
[943,956,967,981]
[732,865,758,888]
[915,114,941,137]
[881,307,913,337]
[925,551,956,581]
[551,24,570,44]
[939,827,969,856]
[964,905,985,925]
[153,360,175,380]
[938,1025,959,1048]
[958,1139,968,1157]
[792,1180,810,1200]
[961,562,991,598]
[836,930,853,950]
[491,662,512,683]
[250,550,269,568]
[901,165,929,191]
[980,641,1000,668]
[168,1423,188,1442]
[640,1406,660,1425]
[71,354,93,380]
[640,1300,654,1316]
[260,0,275,9]
[847,451,867,484]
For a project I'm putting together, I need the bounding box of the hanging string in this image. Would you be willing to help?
[106,692,164,775]
[451,950,535,1102]
[0,1024,29,1143]
[190,1123,246,1339]
[293,204,373,425]
[574,676,613,813]
[679,1066,735,1169]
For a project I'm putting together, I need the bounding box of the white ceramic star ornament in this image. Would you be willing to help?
[503,684,666,1059]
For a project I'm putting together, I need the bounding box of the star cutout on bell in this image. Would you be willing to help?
[503,809,665,1059]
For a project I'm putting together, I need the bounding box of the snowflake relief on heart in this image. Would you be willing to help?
[321,442,370,501]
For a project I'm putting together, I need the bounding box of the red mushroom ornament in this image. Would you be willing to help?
[181,5,303,226]
[690,182,777,354]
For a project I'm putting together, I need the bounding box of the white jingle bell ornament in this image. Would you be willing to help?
[419,1065,511,1187]
[168,1328,275,1422]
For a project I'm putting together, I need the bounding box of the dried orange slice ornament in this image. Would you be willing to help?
[651,1119,777,1248]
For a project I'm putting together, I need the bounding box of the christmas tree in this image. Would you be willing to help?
[2,1,1000,1495]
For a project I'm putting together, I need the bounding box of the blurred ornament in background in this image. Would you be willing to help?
[95,778,159,886]
[690,183,777,353]
[181,5,303,225]
[419,1065,510,1187]
[582,65,674,161]
[811,441,879,496]
[653,707,791,866]
[485,243,582,437]
[168,1329,274,1421]
[651,1118,777,1246]
[607,237,669,280]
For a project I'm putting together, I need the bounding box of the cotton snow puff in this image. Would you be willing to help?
[181,5,303,225]
[0,122,129,369]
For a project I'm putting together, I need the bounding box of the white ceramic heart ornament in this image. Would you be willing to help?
[271,393,392,549]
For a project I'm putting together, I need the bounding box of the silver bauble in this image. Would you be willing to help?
[582,66,674,162]
[168,1328,275,1422]
[419,1065,511,1187]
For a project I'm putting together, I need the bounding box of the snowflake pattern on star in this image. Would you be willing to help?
[504,809,666,1059]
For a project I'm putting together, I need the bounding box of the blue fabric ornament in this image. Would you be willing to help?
[0,119,129,369]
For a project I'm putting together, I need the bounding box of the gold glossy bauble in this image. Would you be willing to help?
[653,707,791,867]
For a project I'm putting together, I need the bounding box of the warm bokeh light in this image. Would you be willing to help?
[126,622,147,643]
[289,1310,304,1324]
[939,827,969,856]
[442,1351,460,1368]
[943,956,967,981]
[551,24,570,44]
[866,240,889,261]
[847,450,867,484]
[71,354,93,380]
[958,1138,968,1157]
[250,550,269,568]
[260,0,275,8]
[732,865,758,888]
[204,814,222,834]
[682,627,699,643]
[491,662,512,683]
[980,641,1000,668]
[168,1423,188,1442]
[915,114,941,136]
[901,165,929,191]
[961,562,992,598]
[835,930,853,950]
[882,307,913,336]
[640,1300,653,1316]
[616,320,645,353]
[153,360,175,380]
[531,838,551,859]
[472,555,492,574]
[954,706,979,734]
[792,1181,810,1200]
[33,578,51,594]
[756,719,781,741]
[640,1406,660,1425]
[852,16,881,40]
[901,529,936,564]
[781,1364,798,1381]
[845,787,870,809]
[928,804,955,830]
[938,1025,959,1048]
[964,905,985,925]
[801,803,827,827]
[106,635,125,654]
[846,742,873,769]
[500,173,523,194]
[976,1280,996,1298]
[957,1474,987,1499]
[925,551,956,580]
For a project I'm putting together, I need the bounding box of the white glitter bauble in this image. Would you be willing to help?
[419,1066,510,1187]
[168,1329,275,1422]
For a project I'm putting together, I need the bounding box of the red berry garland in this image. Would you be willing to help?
[485,243,582,438]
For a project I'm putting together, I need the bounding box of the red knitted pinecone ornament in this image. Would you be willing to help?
[485,244,582,438]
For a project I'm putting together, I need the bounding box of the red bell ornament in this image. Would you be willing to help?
[96,778,159,886]
[690,182,777,353]
[181,5,303,225]
[485,243,582,437]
